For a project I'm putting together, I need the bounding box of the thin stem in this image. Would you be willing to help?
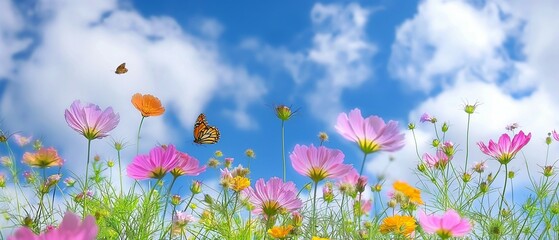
[136,116,146,155]
[463,114,471,171]
[358,153,369,177]
[83,139,92,218]
[312,181,319,237]
[159,176,178,240]
[410,129,422,160]
[117,148,123,196]
[498,164,508,220]
[281,120,286,182]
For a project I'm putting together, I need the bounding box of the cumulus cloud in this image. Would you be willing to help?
[389,0,519,93]
[373,0,559,196]
[241,3,377,125]
[0,0,31,78]
[0,0,265,175]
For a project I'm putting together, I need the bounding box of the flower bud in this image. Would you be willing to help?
[544,166,554,177]
[171,194,181,206]
[191,180,202,194]
[431,139,440,148]
[480,181,488,193]
[275,105,294,121]
[462,172,471,183]
[441,122,449,132]
[408,123,415,130]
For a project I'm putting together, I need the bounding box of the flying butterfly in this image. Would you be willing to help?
[193,113,220,144]
[115,62,128,74]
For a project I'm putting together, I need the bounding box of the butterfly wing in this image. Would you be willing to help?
[194,126,220,144]
[193,113,220,144]
[115,63,128,74]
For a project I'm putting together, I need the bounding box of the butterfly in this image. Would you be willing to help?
[193,113,220,144]
[115,63,128,74]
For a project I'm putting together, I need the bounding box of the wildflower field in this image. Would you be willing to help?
[1,94,559,240]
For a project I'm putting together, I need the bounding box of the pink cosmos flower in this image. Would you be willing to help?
[173,211,195,226]
[64,100,120,140]
[419,113,433,123]
[477,131,531,165]
[357,199,372,216]
[13,134,32,146]
[553,130,559,142]
[419,209,472,238]
[290,144,353,182]
[8,211,98,240]
[422,150,449,169]
[335,108,405,155]
[170,151,206,178]
[126,145,180,180]
[242,177,302,219]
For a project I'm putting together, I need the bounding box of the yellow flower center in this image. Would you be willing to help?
[357,139,381,154]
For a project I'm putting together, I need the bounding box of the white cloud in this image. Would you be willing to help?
[240,3,377,125]
[0,0,265,176]
[389,0,519,93]
[305,3,377,124]
[375,0,559,200]
[0,0,31,78]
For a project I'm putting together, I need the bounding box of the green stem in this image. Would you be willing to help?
[181,194,196,212]
[312,181,318,236]
[498,164,508,220]
[159,176,178,240]
[281,120,286,182]
[117,148,123,196]
[358,153,369,177]
[136,116,146,155]
[83,139,92,218]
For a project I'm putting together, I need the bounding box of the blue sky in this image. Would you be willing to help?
[1,0,559,200]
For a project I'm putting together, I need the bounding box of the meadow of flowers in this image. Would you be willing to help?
[1,93,559,240]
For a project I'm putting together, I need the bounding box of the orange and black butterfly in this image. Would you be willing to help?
[115,63,128,74]
[193,113,220,144]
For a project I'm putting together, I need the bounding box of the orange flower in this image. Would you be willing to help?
[393,181,424,205]
[379,215,416,237]
[131,93,165,117]
[268,225,293,239]
[22,147,64,168]
[311,237,329,240]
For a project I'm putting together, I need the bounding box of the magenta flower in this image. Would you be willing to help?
[553,130,559,142]
[419,113,434,123]
[242,177,302,219]
[126,145,180,180]
[290,144,353,182]
[422,149,449,169]
[419,209,472,239]
[8,211,98,240]
[335,108,405,155]
[170,151,206,178]
[477,130,531,165]
[64,100,120,140]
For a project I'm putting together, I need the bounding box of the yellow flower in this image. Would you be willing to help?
[311,237,329,240]
[393,181,424,205]
[131,93,165,117]
[268,225,293,239]
[231,176,250,192]
[379,215,416,237]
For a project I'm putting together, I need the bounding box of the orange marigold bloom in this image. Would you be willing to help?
[267,225,293,239]
[393,181,424,205]
[131,93,165,117]
[379,215,416,237]
[22,147,64,168]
